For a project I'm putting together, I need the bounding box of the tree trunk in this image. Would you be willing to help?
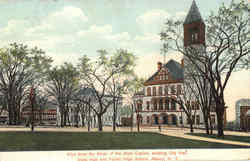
[8,100,13,125]
[190,123,194,133]
[97,114,103,131]
[60,108,64,127]
[204,118,209,135]
[130,104,134,132]
[63,111,67,126]
[216,107,224,137]
[208,114,213,135]
[113,100,117,132]
[81,114,85,127]
[203,111,209,135]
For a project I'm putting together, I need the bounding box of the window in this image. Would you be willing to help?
[171,85,176,95]
[153,101,157,110]
[159,99,163,110]
[177,85,182,95]
[191,101,195,110]
[165,99,170,110]
[211,115,216,124]
[164,86,168,95]
[190,27,199,43]
[164,74,168,80]
[137,103,142,111]
[146,101,150,110]
[147,116,150,124]
[147,87,151,96]
[159,86,163,96]
[195,102,200,110]
[153,87,156,96]
[171,101,176,110]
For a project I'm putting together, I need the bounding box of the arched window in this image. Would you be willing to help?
[147,87,151,96]
[164,86,168,95]
[159,86,162,96]
[153,87,156,96]
[146,101,150,110]
[159,99,163,110]
[171,101,176,110]
[147,116,150,124]
[171,85,176,95]
[165,99,170,110]
[153,101,157,110]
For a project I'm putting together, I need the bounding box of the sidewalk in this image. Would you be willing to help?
[156,128,250,147]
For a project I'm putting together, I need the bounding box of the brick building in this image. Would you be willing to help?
[132,1,224,128]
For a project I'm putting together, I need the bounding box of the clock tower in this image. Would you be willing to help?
[183,0,205,47]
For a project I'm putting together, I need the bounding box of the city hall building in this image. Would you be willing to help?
[132,1,221,127]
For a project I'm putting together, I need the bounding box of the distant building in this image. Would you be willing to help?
[21,105,57,125]
[61,87,123,127]
[235,98,250,131]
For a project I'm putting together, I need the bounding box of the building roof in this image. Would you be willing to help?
[184,0,204,25]
[145,59,183,84]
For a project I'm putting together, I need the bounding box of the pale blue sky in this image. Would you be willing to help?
[0,0,248,121]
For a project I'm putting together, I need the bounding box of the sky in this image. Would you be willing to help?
[0,0,249,121]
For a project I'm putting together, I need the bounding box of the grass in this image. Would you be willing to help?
[187,133,250,143]
[0,131,247,151]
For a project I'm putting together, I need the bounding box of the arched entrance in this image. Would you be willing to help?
[160,113,168,125]
[152,114,159,125]
[163,115,168,124]
[169,114,177,125]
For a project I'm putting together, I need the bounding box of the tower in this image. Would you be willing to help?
[183,0,205,47]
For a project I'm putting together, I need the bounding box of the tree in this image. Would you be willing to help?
[47,62,79,127]
[106,51,136,131]
[123,76,145,132]
[78,49,136,131]
[168,78,198,133]
[183,60,214,134]
[0,43,52,125]
[73,87,96,130]
[160,1,249,137]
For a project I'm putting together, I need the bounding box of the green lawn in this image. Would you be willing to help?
[0,131,247,151]
[187,133,250,143]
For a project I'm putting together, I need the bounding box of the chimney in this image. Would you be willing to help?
[181,59,184,68]
[157,62,162,70]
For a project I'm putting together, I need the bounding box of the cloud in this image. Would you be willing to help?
[175,11,187,20]
[51,6,88,22]
[136,9,170,34]
[136,9,170,25]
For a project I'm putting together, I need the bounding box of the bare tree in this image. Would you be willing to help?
[78,49,136,131]
[160,1,249,136]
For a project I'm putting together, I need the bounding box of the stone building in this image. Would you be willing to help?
[132,0,223,128]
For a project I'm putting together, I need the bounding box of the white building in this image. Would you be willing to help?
[235,98,250,130]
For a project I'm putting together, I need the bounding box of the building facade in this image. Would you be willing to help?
[133,1,220,128]
[235,98,250,131]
